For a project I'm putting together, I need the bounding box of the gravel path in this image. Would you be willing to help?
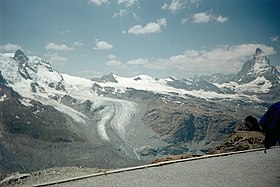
[52,148,280,187]
[1,167,106,186]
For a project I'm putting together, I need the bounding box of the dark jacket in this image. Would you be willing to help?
[259,102,280,149]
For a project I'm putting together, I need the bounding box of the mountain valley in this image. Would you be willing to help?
[0,48,279,174]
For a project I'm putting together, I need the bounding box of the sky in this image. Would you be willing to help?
[1,0,280,78]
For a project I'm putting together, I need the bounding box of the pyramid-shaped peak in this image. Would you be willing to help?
[255,48,264,55]
[235,47,280,84]
[14,49,25,57]
[14,49,28,64]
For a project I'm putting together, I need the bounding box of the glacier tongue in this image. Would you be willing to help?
[1,51,143,160]
[1,48,279,163]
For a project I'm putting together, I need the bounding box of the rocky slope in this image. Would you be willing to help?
[0,48,279,174]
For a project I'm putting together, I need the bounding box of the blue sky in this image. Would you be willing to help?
[1,0,280,78]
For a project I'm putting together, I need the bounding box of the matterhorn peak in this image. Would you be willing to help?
[255,47,264,55]
[236,48,279,84]
[14,49,29,64]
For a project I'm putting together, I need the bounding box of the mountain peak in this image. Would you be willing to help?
[236,48,279,84]
[255,48,263,55]
[14,49,29,64]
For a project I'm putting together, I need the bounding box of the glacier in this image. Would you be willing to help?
[0,48,279,170]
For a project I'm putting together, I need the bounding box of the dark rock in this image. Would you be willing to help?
[14,50,29,64]
[91,73,118,83]
[0,71,8,85]
[235,48,280,84]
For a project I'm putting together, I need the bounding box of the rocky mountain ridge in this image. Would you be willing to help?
[236,48,280,84]
[91,48,279,102]
[0,48,278,173]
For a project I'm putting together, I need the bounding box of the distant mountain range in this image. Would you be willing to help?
[0,48,279,173]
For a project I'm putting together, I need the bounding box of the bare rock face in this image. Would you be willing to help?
[141,97,247,155]
[0,84,140,173]
[14,50,29,64]
[236,48,280,84]
[0,48,277,174]
[0,71,7,85]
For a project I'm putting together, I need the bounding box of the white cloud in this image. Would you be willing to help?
[190,11,228,23]
[104,56,128,69]
[113,10,141,21]
[118,0,138,7]
[93,40,113,50]
[45,43,74,51]
[162,0,186,13]
[189,0,200,7]
[270,36,279,42]
[113,9,127,18]
[105,60,123,66]
[0,43,22,52]
[44,53,67,64]
[128,18,167,35]
[157,18,167,26]
[107,54,116,60]
[127,58,148,65]
[74,42,83,47]
[181,18,189,24]
[88,0,110,6]
[144,44,275,75]
[192,12,211,23]
[215,15,228,23]
[162,3,168,9]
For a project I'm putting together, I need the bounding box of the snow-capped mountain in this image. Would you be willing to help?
[236,48,280,84]
[1,50,66,96]
[90,48,279,99]
[1,49,278,103]
[196,48,280,96]
[0,49,278,173]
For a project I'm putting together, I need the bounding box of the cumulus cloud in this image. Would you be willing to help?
[215,15,228,23]
[117,0,139,7]
[113,10,141,21]
[189,0,200,7]
[190,11,228,23]
[192,12,211,23]
[93,40,113,50]
[74,42,83,47]
[181,18,189,24]
[107,54,117,60]
[0,43,22,52]
[113,9,127,18]
[270,36,279,42]
[88,0,110,6]
[162,0,186,13]
[144,44,275,75]
[128,18,167,35]
[162,0,200,13]
[45,43,74,51]
[105,60,123,66]
[105,57,129,69]
[44,53,67,64]
[127,58,148,65]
